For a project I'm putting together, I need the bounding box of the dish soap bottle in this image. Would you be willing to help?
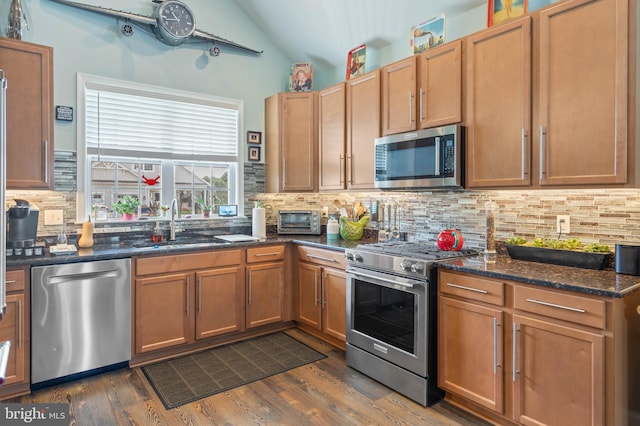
[78,215,94,248]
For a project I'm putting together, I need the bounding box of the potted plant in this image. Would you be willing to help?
[112,195,141,220]
[196,195,212,218]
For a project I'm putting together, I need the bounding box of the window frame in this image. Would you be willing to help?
[76,73,245,222]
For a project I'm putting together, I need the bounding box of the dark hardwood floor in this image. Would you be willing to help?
[11,329,489,425]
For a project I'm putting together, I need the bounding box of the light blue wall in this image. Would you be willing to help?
[10,0,292,151]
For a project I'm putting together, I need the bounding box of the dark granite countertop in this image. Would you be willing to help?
[438,254,640,298]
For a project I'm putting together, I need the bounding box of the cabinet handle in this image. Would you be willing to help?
[248,272,252,305]
[347,154,353,186]
[521,128,528,178]
[339,154,345,185]
[512,322,518,382]
[255,252,281,257]
[198,276,202,314]
[419,88,424,123]
[314,271,319,306]
[185,277,190,316]
[493,317,499,374]
[306,254,337,263]
[321,271,326,308]
[43,140,49,184]
[539,126,546,179]
[446,283,488,294]
[18,299,22,348]
[4,280,16,285]
[525,298,586,313]
[409,92,414,124]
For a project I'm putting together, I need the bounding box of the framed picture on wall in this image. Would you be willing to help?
[248,146,261,161]
[488,0,528,27]
[247,131,262,144]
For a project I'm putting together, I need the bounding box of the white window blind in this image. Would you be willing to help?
[85,86,239,162]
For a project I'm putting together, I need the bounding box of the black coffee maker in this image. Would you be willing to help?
[7,199,39,248]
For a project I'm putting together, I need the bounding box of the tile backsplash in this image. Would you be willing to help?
[7,151,640,251]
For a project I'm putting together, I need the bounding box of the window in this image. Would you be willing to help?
[76,73,245,221]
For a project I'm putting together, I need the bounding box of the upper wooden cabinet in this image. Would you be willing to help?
[265,92,318,192]
[535,0,628,186]
[346,70,380,190]
[467,0,629,189]
[465,16,532,188]
[318,82,346,191]
[0,39,54,189]
[381,56,417,135]
[417,39,463,129]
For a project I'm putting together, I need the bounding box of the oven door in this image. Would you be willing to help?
[346,267,428,376]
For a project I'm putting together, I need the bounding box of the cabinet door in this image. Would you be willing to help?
[418,40,462,129]
[537,0,627,185]
[296,263,322,330]
[319,83,346,191]
[0,294,26,386]
[246,262,284,328]
[135,273,191,354]
[321,267,346,342]
[346,70,380,190]
[195,267,243,340]
[439,296,504,414]
[0,39,53,189]
[280,92,318,192]
[381,56,417,135]
[513,315,604,426]
[466,17,532,188]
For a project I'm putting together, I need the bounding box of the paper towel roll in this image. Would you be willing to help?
[252,207,266,238]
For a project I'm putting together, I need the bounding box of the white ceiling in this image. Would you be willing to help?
[232,0,486,69]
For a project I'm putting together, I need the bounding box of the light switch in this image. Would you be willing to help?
[44,210,64,226]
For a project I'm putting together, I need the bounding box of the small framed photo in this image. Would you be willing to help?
[248,146,261,161]
[488,0,528,27]
[247,131,262,144]
[218,204,238,217]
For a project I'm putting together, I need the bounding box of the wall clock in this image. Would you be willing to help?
[49,0,263,56]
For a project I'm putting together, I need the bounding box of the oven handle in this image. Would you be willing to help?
[348,270,425,290]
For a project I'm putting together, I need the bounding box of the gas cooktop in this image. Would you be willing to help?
[354,241,478,261]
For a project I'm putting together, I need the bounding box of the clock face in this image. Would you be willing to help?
[158,1,196,38]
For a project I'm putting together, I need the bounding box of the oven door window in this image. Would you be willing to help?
[280,212,311,229]
[352,278,417,355]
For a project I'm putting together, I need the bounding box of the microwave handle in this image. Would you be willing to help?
[434,139,441,176]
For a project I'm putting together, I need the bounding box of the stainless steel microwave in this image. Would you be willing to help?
[374,124,464,190]
[277,210,322,235]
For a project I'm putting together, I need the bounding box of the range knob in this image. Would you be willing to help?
[345,252,354,261]
[410,262,425,273]
[400,260,413,271]
[353,253,364,262]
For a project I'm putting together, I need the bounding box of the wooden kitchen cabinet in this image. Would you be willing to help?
[381,56,417,135]
[133,250,242,355]
[346,70,380,190]
[295,246,347,348]
[535,0,628,186]
[318,82,346,191]
[265,92,318,192]
[245,245,286,329]
[465,16,532,188]
[0,39,54,189]
[417,39,463,129]
[0,268,30,400]
[438,269,639,426]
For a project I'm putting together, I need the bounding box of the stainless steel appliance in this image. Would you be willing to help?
[7,199,39,248]
[345,241,477,406]
[374,124,464,190]
[1,69,7,317]
[277,209,321,235]
[31,259,132,384]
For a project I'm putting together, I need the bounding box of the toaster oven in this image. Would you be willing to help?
[277,210,322,235]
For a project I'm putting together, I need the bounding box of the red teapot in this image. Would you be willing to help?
[437,229,464,251]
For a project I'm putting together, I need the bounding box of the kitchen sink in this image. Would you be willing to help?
[132,236,231,250]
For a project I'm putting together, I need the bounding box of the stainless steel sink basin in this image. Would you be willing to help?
[132,237,231,250]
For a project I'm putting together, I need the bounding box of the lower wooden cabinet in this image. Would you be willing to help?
[246,245,286,329]
[0,268,30,400]
[295,246,347,348]
[438,269,638,426]
[196,267,243,339]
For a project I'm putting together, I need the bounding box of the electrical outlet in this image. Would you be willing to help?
[322,206,329,218]
[44,210,64,226]
[556,215,570,234]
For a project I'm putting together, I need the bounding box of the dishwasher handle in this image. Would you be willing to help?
[47,269,120,284]
[0,341,11,385]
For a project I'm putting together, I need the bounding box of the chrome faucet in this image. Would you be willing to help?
[169,198,179,241]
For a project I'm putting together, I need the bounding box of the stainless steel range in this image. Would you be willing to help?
[344,241,478,406]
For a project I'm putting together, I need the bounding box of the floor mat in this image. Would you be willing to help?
[142,332,326,409]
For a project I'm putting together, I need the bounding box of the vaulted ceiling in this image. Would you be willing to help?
[233,0,486,70]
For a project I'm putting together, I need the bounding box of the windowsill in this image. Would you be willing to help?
[76,215,247,225]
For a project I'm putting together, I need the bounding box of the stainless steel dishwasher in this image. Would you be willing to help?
[31,259,131,384]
